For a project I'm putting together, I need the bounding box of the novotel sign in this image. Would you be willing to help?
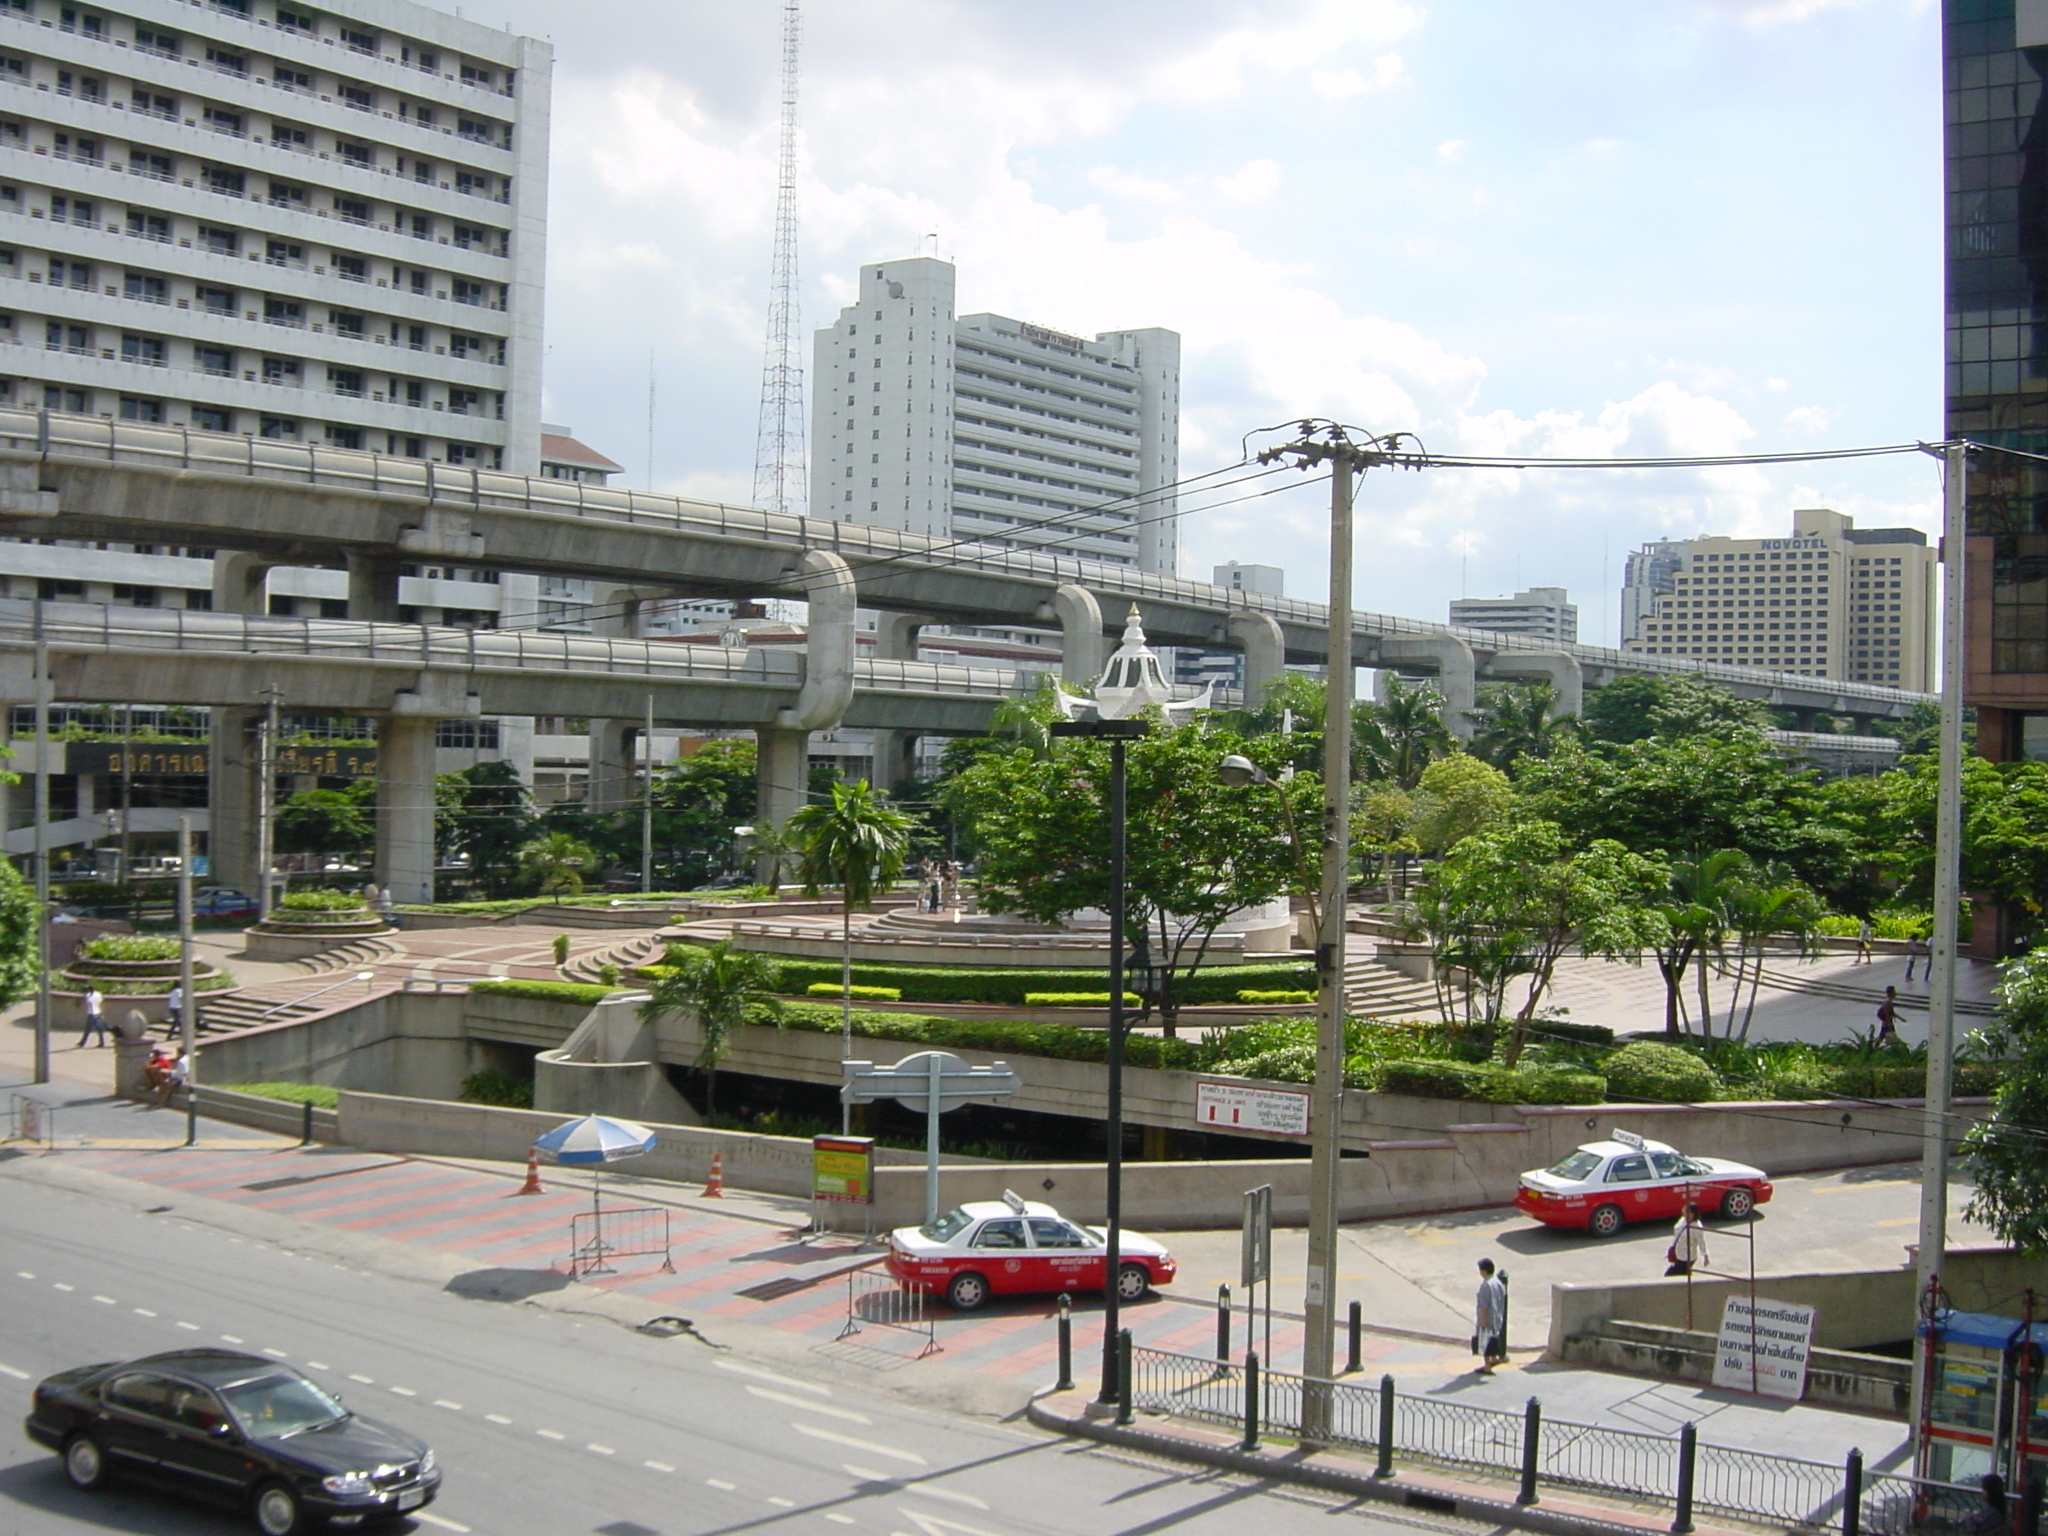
[1759,539,1827,551]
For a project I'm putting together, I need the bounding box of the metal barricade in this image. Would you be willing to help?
[567,1205,674,1279]
[838,1264,938,1358]
[4,1091,52,1148]
[1859,1472,1984,1536]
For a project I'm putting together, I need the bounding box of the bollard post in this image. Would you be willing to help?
[1218,1283,1232,1361]
[1055,1294,1073,1392]
[1842,1448,1863,1536]
[300,1097,314,1147]
[1115,1328,1134,1427]
[1375,1372,1394,1478]
[1347,1300,1363,1374]
[1517,1397,1541,1506]
[1672,1422,1696,1534]
[1242,1351,1261,1451]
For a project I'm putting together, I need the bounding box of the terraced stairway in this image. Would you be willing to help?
[1345,952,1442,1018]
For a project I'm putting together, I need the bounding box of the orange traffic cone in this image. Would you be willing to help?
[701,1151,725,1199]
[515,1149,543,1196]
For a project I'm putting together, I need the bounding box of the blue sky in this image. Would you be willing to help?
[452,0,1942,645]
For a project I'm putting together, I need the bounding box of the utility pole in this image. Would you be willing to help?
[1253,421,1412,1438]
[254,688,281,922]
[640,694,655,895]
[31,599,49,1085]
[177,815,196,1148]
[751,1,806,515]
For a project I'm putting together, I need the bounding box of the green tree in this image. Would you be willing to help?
[518,831,595,897]
[1964,952,2048,1251]
[1652,849,1749,1039]
[646,739,760,885]
[789,779,913,1059]
[275,780,375,864]
[1407,753,1514,856]
[0,854,42,1006]
[1465,679,1578,773]
[1582,675,1771,747]
[1353,786,1418,896]
[1722,864,1824,1040]
[436,761,533,898]
[638,940,784,1120]
[1354,676,1453,789]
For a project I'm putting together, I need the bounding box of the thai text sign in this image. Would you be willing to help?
[1713,1295,1817,1400]
[811,1135,875,1204]
[1197,1081,1310,1138]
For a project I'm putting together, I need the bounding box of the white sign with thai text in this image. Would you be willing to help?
[1197,1081,1310,1138]
[1712,1295,1818,1400]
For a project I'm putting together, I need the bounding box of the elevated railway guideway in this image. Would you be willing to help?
[0,409,1929,733]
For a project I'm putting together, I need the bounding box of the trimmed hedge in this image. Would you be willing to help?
[1024,992,1140,1008]
[1238,990,1314,1005]
[278,889,366,912]
[1603,1042,1720,1103]
[770,1000,1207,1071]
[806,983,902,1002]
[680,953,1317,1007]
[468,978,616,1006]
[79,934,182,963]
[1378,1058,1607,1105]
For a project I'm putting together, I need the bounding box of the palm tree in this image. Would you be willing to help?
[1354,676,1452,789]
[788,780,912,1107]
[741,819,799,894]
[518,831,595,897]
[1464,680,1577,773]
[638,941,783,1120]
[1656,850,1750,1038]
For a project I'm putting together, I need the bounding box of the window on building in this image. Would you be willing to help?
[267,181,306,210]
[196,285,236,314]
[264,240,304,267]
[275,6,315,31]
[460,63,493,87]
[51,196,95,226]
[44,322,88,352]
[325,424,361,449]
[339,84,373,111]
[201,165,244,196]
[55,134,102,164]
[261,356,299,383]
[195,345,233,376]
[404,325,427,351]
[198,226,237,256]
[447,389,479,416]
[125,212,170,243]
[338,140,372,168]
[43,387,88,412]
[326,367,363,397]
[120,334,165,366]
[340,26,375,53]
[259,416,297,438]
[448,332,480,360]
[409,213,433,241]
[205,48,248,75]
[203,107,244,136]
[327,309,364,337]
[59,9,106,37]
[117,397,163,423]
[413,158,436,184]
[332,254,367,283]
[271,123,308,151]
[273,66,310,92]
[457,116,494,143]
[452,280,485,307]
[133,26,180,56]
[444,443,478,464]
[123,273,167,304]
[111,583,157,605]
[331,197,370,225]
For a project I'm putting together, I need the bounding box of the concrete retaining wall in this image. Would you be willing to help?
[192,1085,339,1142]
[1557,1318,1910,1416]
[193,991,474,1102]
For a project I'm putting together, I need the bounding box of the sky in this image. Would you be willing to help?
[441,0,1942,647]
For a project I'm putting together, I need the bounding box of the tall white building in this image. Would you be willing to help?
[1620,539,1686,646]
[1448,586,1577,645]
[810,257,1180,576]
[0,0,549,467]
[1621,509,1935,689]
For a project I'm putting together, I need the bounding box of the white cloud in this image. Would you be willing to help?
[1312,53,1408,101]
[1086,165,1185,203]
[1437,138,1469,162]
[1214,158,1283,202]
[1783,405,1835,435]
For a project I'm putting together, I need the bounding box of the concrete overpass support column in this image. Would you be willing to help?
[779,550,856,734]
[208,706,262,893]
[1051,584,1106,687]
[1481,651,1584,718]
[753,726,807,882]
[586,717,636,819]
[869,617,924,790]
[347,554,404,624]
[211,552,275,616]
[374,714,439,905]
[873,612,923,662]
[1227,611,1287,705]
[1378,635,1478,739]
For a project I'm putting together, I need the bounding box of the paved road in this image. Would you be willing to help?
[0,1167,1487,1536]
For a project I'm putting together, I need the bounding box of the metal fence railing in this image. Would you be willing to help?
[1128,1344,1975,1534]
[839,1265,938,1358]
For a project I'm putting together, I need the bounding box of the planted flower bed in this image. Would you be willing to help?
[56,933,235,1031]
[243,889,394,960]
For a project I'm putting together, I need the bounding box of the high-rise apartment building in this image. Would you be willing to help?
[810,257,1180,576]
[1620,539,1686,646]
[1621,510,1935,689]
[0,0,548,468]
[1945,0,2048,768]
[1448,586,1577,645]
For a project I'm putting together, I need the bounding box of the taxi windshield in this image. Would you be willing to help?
[920,1207,974,1243]
[1544,1150,1604,1181]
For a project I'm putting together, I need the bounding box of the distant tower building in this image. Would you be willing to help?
[1620,540,1687,646]
[1448,587,1578,645]
[1172,562,1286,693]
[810,257,1180,577]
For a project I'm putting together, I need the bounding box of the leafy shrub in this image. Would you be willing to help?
[220,1082,339,1109]
[678,952,1316,1007]
[79,934,182,963]
[1603,1041,1721,1103]
[1209,1044,1316,1083]
[1237,990,1314,1005]
[468,978,615,1006]
[279,889,366,912]
[460,1070,534,1108]
[552,933,570,966]
[1376,1058,1606,1105]
[1023,992,1141,1008]
[770,1000,1206,1071]
[806,982,902,1002]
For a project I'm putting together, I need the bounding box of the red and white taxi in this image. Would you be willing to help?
[884,1191,1178,1311]
[1514,1129,1773,1237]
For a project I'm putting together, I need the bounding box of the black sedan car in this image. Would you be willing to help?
[24,1348,440,1534]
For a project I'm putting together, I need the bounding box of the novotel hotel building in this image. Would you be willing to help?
[1621,508,1936,690]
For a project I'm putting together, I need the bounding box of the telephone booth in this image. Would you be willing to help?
[1919,1309,2048,1491]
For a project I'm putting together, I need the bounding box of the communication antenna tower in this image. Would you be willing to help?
[752,1,805,515]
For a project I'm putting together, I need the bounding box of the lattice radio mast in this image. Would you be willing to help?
[752,1,805,515]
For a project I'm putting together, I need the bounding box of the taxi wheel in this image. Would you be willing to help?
[1587,1203,1625,1238]
[945,1271,990,1312]
[1720,1187,1755,1221]
[1114,1263,1151,1303]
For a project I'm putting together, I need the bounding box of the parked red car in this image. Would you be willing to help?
[1514,1129,1773,1237]
[884,1190,1177,1311]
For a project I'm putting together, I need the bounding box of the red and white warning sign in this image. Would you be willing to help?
[1196,1081,1311,1138]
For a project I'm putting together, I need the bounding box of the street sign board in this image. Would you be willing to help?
[1241,1183,1273,1289]
[840,1052,1021,1113]
[1198,1080,1310,1138]
[811,1135,874,1205]
[1712,1295,1817,1400]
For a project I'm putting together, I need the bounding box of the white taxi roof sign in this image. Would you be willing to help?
[1612,1129,1647,1150]
[1000,1188,1030,1215]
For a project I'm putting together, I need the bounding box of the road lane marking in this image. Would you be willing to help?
[900,1507,1008,1536]
[769,1497,796,1507]
[175,1321,199,1331]
[588,1444,615,1456]
[644,1460,674,1473]
[349,1374,374,1384]
[262,1349,289,1359]
[221,1335,244,1344]
[485,1413,512,1425]
[0,1364,29,1380]
[15,1271,32,1279]
[133,1308,156,1317]
[795,1424,927,1465]
[748,1384,870,1422]
[389,1387,417,1397]
[433,1400,463,1411]
[827,1516,857,1526]
[52,1283,73,1291]
[708,1479,737,1490]
[306,1361,330,1370]
[536,1429,566,1440]
[716,1358,831,1394]
[92,1295,115,1305]
[415,1516,470,1533]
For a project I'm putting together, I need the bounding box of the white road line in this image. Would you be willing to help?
[794,1424,927,1466]
[715,1358,832,1395]
[768,1497,796,1508]
[133,1308,156,1317]
[747,1384,870,1423]
[15,1271,33,1279]
[536,1429,566,1441]
[221,1335,244,1344]
[415,1515,471,1534]
[175,1321,199,1331]
[587,1444,615,1456]
[0,1364,29,1380]
[262,1349,289,1359]
[644,1459,674,1473]
[348,1374,374,1385]
[484,1413,512,1425]
[306,1361,330,1371]
[388,1387,417,1397]
[900,1486,989,1511]
[707,1479,737,1491]
[91,1296,115,1305]
[52,1283,73,1292]
[826,1516,857,1526]
[432,1400,463,1411]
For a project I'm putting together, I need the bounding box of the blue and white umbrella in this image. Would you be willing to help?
[533,1114,658,1167]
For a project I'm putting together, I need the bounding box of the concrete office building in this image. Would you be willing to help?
[1620,539,1686,646]
[1449,586,1578,645]
[1171,562,1284,693]
[810,257,1181,578]
[1621,510,1935,690]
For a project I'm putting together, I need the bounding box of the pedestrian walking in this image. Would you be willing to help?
[375,884,395,927]
[164,982,184,1037]
[1905,934,1929,983]
[1667,1202,1709,1276]
[1855,919,1873,964]
[924,862,943,914]
[77,985,107,1048]
[1876,985,1902,1044]
[1473,1257,1508,1375]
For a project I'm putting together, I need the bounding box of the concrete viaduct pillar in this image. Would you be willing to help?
[585,717,638,819]
[212,552,276,616]
[207,706,261,894]
[1050,584,1106,687]
[1377,634,1478,739]
[374,679,479,905]
[750,551,856,879]
[348,554,404,624]
[1227,610,1286,706]
[869,613,923,789]
[1481,650,1584,718]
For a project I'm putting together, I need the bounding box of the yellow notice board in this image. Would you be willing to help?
[812,1135,875,1204]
